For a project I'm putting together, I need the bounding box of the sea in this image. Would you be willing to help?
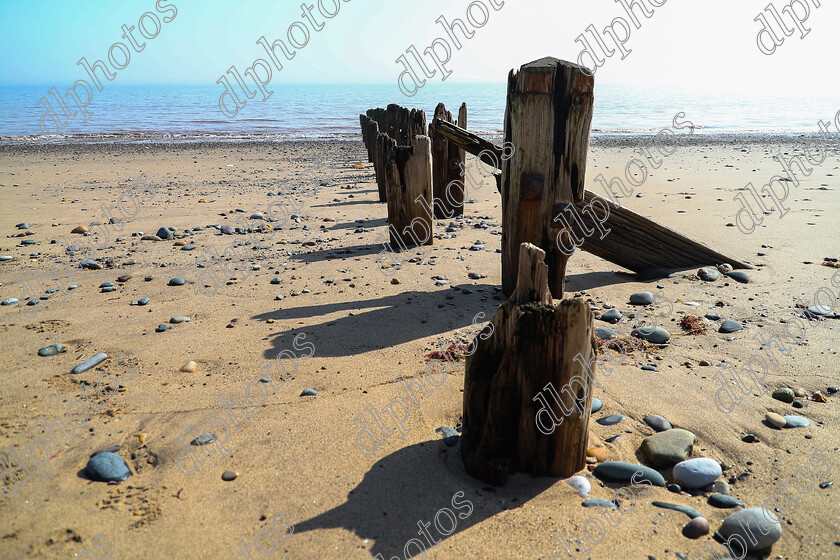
[1,83,837,144]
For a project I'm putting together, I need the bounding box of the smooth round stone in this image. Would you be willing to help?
[673,458,722,489]
[1,298,20,306]
[708,494,744,508]
[582,498,616,509]
[807,305,832,316]
[168,277,185,286]
[85,452,132,482]
[101,286,117,292]
[99,282,114,288]
[629,291,655,305]
[683,517,710,539]
[719,508,782,551]
[593,461,666,486]
[221,470,238,481]
[595,327,616,340]
[71,352,108,374]
[705,313,721,321]
[156,227,174,240]
[783,415,810,428]
[827,387,839,395]
[600,309,622,323]
[17,222,32,229]
[156,324,170,332]
[765,412,786,428]
[38,343,66,357]
[641,365,658,371]
[725,270,750,284]
[435,426,460,447]
[180,361,198,373]
[181,244,197,251]
[220,226,235,235]
[772,387,795,403]
[667,483,681,493]
[698,267,719,281]
[632,326,671,344]
[644,415,672,432]
[117,274,132,283]
[596,414,625,426]
[300,388,318,396]
[191,433,217,446]
[565,475,591,498]
[640,429,696,468]
[651,501,703,519]
[711,480,731,495]
[591,398,603,414]
[170,316,190,323]
[719,320,743,333]
[270,277,282,284]
[27,299,39,306]
[137,297,150,305]
[586,447,611,462]
[68,285,78,290]
[0,256,12,262]
[80,259,100,269]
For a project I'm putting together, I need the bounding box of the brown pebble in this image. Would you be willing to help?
[71,225,88,234]
[699,360,711,366]
[766,412,786,428]
[586,447,611,462]
[391,278,401,285]
[180,361,198,373]
[793,387,807,397]
[682,517,710,539]
[226,324,234,328]
[117,274,132,283]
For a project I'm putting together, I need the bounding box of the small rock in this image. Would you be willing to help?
[651,501,703,519]
[180,361,198,373]
[586,447,610,462]
[765,412,786,428]
[137,297,150,305]
[640,429,696,468]
[168,278,185,286]
[698,268,719,281]
[565,475,591,498]
[191,433,217,446]
[711,480,731,495]
[221,470,238,481]
[170,316,190,324]
[629,292,655,305]
[591,398,602,413]
[71,225,88,234]
[391,278,401,285]
[592,462,665,486]
[85,452,132,482]
[644,415,673,432]
[708,494,744,508]
[595,327,616,340]
[719,320,743,333]
[783,415,810,428]
[596,414,625,426]
[718,508,782,551]
[682,517,710,539]
[772,387,795,403]
[300,388,318,397]
[725,271,749,284]
[117,274,132,283]
[632,326,671,344]
[673,458,722,488]
[582,498,616,509]
[717,263,733,273]
[38,343,66,357]
[71,352,108,374]
[156,227,174,240]
[435,427,459,447]
[600,309,622,323]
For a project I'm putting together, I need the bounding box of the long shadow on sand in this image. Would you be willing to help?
[254,287,502,360]
[293,440,557,559]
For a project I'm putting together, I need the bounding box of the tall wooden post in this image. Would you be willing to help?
[429,103,467,218]
[501,57,594,298]
[380,134,434,251]
[461,243,596,486]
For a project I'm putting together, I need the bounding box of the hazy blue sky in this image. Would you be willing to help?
[1,0,837,95]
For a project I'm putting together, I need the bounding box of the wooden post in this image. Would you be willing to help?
[381,134,434,251]
[461,243,596,486]
[428,103,467,218]
[501,57,594,298]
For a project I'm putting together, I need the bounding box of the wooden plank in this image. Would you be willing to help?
[432,119,753,272]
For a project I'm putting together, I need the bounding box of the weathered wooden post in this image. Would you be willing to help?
[428,103,468,218]
[461,243,596,486]
[380,134,434,250]
[501,57,594,298]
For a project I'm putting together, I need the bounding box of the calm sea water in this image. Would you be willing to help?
[1,83,837,143]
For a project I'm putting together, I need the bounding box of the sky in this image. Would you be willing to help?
[0,0,837,96]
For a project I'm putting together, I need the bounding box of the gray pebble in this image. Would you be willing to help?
[719,320,743,333]
[71,352,108,374]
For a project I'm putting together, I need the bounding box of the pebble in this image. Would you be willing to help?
[717,263,734,273]
[180,361,198,373]
[724,271,750,284]
[468,272,482,279]
[592,461,665,486]
[632,326,671,344]
[673,458,722,488]
[600,309,622,323]
[71,352,108,374]
[711,480,731,495]
[586,447,610,462]
[698,268,719,281]
[0,256,12,262]
[91,445,122,457]
[596,414,625,426]
[650,501,703,519]
[435,427,460,447]
[742,433,759,443]
[156,227,174,240]
[85,452,132,482]
[765,412,786,428]
[667,483,681,493]
[682,517,710,539]
[170,316,190,323]
[117,274,132,282]
[783,415,811,428]
[640,429,696,468]
[705,313,720,321]
[71,225,88,234]
[718,508,782,551]
[270,277,282,284]
[182,244,197,251]
[719,320,743,333]
[591,398,602,413]
[38,343,66,357]
[772,387,795,403]
[137,297,150,306]
[641,365,658,371]
[169,277,186,286]
[101,286,117,293]
[644,415,672,432]
[582,498,616,509]
[191,433,217,446]
[565,476,591,498]
[629,292,655,305]
[708,494,744,508]
[826,387,838,395]
[595,327,616,340]
[604,435,621,443]
[221,470,238,481]
[156,324,170,332]
[1,298,19,306]
[300,388,318,396]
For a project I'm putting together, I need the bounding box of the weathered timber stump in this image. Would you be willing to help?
[501,57,594,298]
[462,243,596,486]
[380,134,434,251]
[362,105,427,204]
[428,103,467,218]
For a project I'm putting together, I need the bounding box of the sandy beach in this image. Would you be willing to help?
[0,135,838,560]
